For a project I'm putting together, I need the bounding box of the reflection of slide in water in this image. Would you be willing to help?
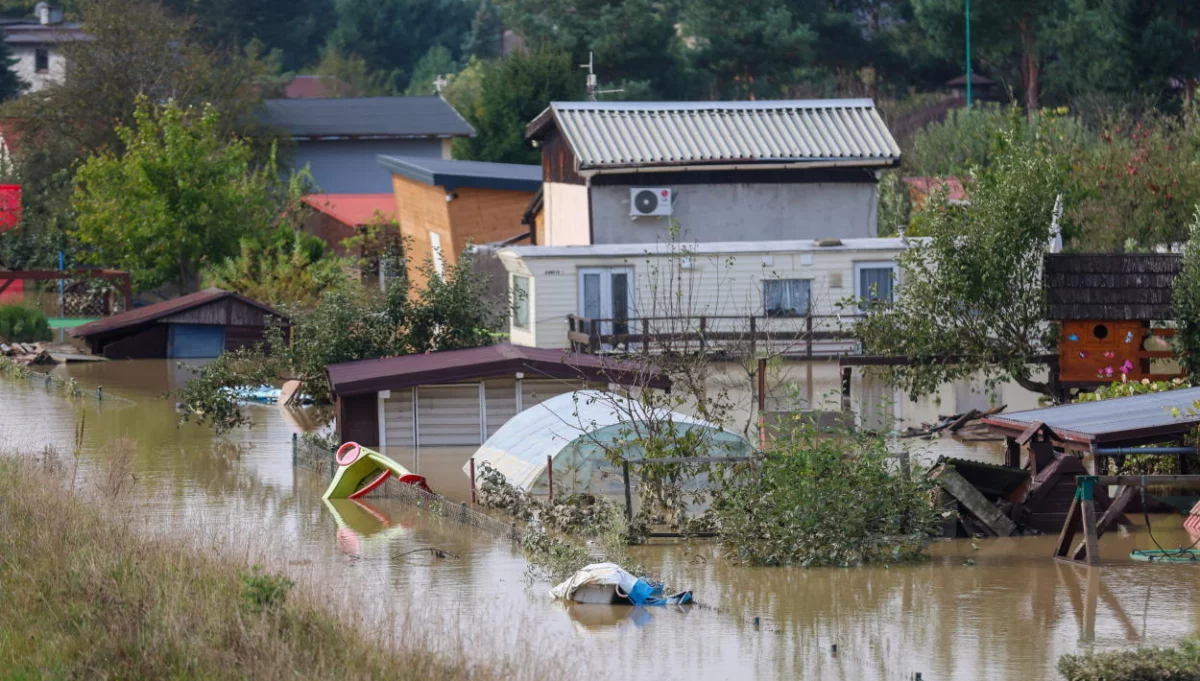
[323,497,412,556]
[323,442,430,500]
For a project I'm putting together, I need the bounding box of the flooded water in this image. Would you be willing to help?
[3,360,1200,680]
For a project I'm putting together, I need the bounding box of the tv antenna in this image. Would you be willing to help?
[579,52,622,101]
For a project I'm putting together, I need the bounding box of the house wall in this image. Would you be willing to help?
[391,173,451,290]
[301,211,358,256]
[543,182,590,245]
[499,244,906,349]
[589,182,878,244]
[10,44,65,92]
[446,187,536,254]
[94,324,169,359]
[295,138,444,194]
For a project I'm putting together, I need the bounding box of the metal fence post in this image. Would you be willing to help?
[291,433,297,468]
[547,454,554,503]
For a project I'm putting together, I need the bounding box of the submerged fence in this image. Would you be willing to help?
[292,434,522,542]
[0,357,136,405]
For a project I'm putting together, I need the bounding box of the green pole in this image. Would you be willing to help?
[965,0,972,108]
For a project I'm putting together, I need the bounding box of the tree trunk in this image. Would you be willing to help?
[1013,373,1053,399]
[1019,15,1039,112]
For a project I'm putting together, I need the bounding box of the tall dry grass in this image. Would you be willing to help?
[0,456,500,681]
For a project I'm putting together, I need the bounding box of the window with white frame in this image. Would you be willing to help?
[856,262,898,308]
[512,275,530,329]
[429,231,445,276]
[763,279,811,317]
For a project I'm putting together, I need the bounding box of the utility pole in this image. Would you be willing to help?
[965,0,973,108]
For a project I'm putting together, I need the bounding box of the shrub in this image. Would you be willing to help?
[1057,639,1200,681]
[240,565,295,613]
[0,305,51,342]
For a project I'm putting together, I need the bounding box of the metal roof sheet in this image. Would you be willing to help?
[982,386,1200,444]
[301,194,396,226]
[326,344,669,397]
[260,96,474,139]
[377,155,541,192]
[69,288,286,339]
[526,99,901,171]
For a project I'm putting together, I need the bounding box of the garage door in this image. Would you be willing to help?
[168,324,225,359]
[417,385,483,446]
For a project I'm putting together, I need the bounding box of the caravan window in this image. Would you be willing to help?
[763,279,811,317]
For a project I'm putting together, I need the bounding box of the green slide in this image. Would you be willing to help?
[322,442,430,500]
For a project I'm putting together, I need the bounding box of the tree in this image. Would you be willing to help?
[326,0,472,92]
[0,31,25,102]
[71,98,279,293]
[180,248,507,432]
[162,0,336,71]
[307,45,398,96]
[403,46,457,96]
[854,112,1071,397]
[451,49,583,164]
[1173,207,1200,380]
[461,0,503,60]
[204,225,350,309]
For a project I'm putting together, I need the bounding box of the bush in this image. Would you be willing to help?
[716,421,940,567]
[1057,639,1200,681]
[0,305,51,342]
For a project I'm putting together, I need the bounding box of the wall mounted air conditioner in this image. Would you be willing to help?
[630,188,673,217]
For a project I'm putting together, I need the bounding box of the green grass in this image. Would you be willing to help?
[0,457,499,681]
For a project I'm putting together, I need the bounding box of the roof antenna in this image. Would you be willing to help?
[579,52,622,101]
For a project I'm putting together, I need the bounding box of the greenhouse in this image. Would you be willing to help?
[465,390,756,496]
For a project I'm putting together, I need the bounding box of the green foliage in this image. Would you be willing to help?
[403,46,458,96]
[876,170,912,236]
[1073,376,1192,403]
[0,305,50,342]
[1174,206,1200,380]
[205,225,349,309]
[716,421,939,567]
[239,566,295,613]
[1057,638,1200,681]
[451,49,584,164]
[0,25,24,101]
[178,346,283,431]
[72,97,279,292]
[856,111,1071,398]
[906,105,1017,177]
[162,0,334,71]
[307,45,399,96]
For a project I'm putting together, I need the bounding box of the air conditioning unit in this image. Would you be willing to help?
[630,188,673,217]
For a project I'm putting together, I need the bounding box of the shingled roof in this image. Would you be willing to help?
[525,99,901,172]
[1045,253,1181,321]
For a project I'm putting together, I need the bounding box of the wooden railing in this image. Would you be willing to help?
[566,313,862,357]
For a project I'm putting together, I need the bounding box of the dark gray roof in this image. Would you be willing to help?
[526,99,901,171]
[377,155,541,192]
[260,96,474,140]
[982,386,1200,445]
[2,22,88,44]
[1045,254,1181,321]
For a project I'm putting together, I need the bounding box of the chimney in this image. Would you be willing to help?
[35,3,63,25]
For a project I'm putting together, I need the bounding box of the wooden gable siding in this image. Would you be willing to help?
[1045,254,1181,321]
[447,187,536,255]
[392,173,452,292]
[160,298,275,327]
[542,128,584,185]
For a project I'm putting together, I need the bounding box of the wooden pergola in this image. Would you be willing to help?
[0,269,133,313]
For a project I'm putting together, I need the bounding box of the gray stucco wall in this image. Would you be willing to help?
[590,182,878,244]
[293,138,445,193]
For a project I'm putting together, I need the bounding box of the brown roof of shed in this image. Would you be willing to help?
[1045,253,1181,321]
[327,344,670,397]
[70,288,286,338]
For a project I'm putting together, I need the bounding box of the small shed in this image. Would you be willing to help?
[1046,253,1182,385]
[326,344,670,449]
[70,288,287,359]
[467,390,755,495]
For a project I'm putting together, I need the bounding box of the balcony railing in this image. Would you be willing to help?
[566,313,862,357]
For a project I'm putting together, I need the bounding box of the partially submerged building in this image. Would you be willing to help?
[70,288,287,359]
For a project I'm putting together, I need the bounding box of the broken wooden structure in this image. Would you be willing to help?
[1054,475,1200,564]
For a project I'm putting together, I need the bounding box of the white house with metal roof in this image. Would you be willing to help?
[524,99,901,247]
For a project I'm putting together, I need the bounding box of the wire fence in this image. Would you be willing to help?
[0,357,136,405]
[292,434,522,543]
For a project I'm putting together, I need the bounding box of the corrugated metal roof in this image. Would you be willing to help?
[504,237,913,259]
[526,99,900,171]
[376,155,541,192]
[70,288,286,338]
[260,96,475,139]
[326,344,669,396]
[467,390,753,492]
[983,386,1200,444]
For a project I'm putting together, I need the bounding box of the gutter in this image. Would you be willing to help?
[577,158,897,178]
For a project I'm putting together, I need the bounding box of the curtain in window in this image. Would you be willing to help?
[860,267,894,305]
[763,280,810,317]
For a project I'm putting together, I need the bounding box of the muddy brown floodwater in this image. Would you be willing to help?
[2,360,1200,680]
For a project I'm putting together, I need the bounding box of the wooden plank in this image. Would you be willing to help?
[931,465,1017,537]
[1015,420,1046,446]
[1081,498,1101,565]
[1070,485,1136,561]
[1053,495,1082,557]
[947,409,982,433]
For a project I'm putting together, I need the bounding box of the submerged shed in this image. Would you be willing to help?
[70,288,287,359]
[467,390,755,496]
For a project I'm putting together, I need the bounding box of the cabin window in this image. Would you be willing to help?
[856,262,898,308]
[512,275,530,329]
[34,48,49,73]
[763,279,810,317]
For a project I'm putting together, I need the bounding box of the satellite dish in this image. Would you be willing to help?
[633,190,659,214]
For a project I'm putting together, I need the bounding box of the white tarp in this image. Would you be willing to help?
[550,562,638,603]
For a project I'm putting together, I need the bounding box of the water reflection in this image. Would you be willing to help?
[2,360,1200,680]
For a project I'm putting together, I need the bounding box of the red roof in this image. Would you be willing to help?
[903,177,969,205]
[302,194,396,227]
[327,344,670,396]
[70,288,286,338]
[285,75,360,99]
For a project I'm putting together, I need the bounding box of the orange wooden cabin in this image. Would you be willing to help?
[1046,254,1182,386]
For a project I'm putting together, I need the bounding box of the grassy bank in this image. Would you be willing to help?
[0,457,490,681]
